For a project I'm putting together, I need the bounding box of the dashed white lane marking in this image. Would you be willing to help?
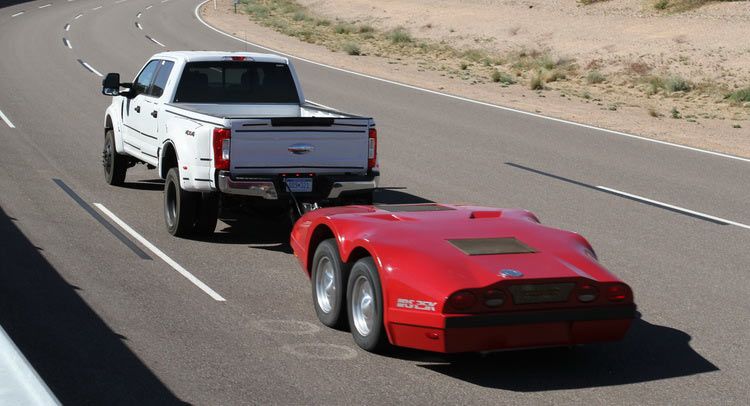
[145,5,152,9]
[597,186,750,230]
[64,23,70,31]
[145,35,165,47]
[39,3,52,8]
[11,11,25,17]
[94,203,227,301]
[135,22,142,30]
[92,6,103,10]
[194,1,750,165]
[161,0,169,3]
[115,0,127,3]
[74,13,83,19]
[136,11,142,18]
[77,59,103,77]
[63,38,72,49]
[0,109,16,129]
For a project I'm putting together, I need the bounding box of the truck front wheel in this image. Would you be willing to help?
[164,167,197,237]
[103,129,127,185]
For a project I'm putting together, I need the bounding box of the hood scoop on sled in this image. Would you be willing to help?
[446,237,538,256]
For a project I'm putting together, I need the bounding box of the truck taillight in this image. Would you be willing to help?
[368,128,377,169]
[213,128,231,170]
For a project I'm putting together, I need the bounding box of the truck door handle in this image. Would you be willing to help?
[151,110,158,118]
[134,106,140,113]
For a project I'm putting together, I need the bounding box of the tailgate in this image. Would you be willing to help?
[229,117,370,174]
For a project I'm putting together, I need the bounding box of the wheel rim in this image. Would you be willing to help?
[351,275,375,337]
[166,180,177,227]
[315,257,336,313]
[103,138,113,176]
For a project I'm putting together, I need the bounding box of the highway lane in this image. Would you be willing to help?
[0,0,748,404]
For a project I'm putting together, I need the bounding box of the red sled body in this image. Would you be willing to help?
[290,204,636,353]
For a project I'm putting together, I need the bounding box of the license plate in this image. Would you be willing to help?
[285,178,313,193]
[508,283,575,305]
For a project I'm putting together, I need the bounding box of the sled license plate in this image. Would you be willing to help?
[285,178,313,193]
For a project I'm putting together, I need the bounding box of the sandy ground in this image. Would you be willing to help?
[201,0,750,157]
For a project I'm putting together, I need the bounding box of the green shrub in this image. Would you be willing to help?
[315,18,331,26]
[530,71,544,90]
[655,0,669,10]
[334,23,352,34]
[459,61,469,70]
[726,88,750,105]
[387,27,412,44]
[665,75,691,92]
[342,42,361,55]
[491,71,515,84]
[586,71,605,84]
[358,24,375,33]
[671,107,681,119]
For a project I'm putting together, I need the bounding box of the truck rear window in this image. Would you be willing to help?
[173,61,300,103]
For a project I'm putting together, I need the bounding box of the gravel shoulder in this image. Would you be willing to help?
[201,0,750,158]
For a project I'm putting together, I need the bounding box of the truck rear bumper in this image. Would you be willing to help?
[217,171,378,200]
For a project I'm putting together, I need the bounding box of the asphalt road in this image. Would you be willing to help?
[0,0,748,404]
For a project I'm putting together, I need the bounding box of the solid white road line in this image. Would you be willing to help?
[63,38,72,49]
[93,6,103,11]
[194,1,750,165]
[596,186,750,230]
[94,204,227,301]
[0,109,16,129]
[39,3,52,8]
[11,11,24,17]
[64,23,70,31]
[74,13,83,19]
[81,61,103,77]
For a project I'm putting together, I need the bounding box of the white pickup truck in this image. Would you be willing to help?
[101,51,378,237]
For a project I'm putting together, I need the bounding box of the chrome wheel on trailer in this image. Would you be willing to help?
[315,256,337,314]
[351,275,375,337]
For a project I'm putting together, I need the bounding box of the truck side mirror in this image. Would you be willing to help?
[102,73,121,96]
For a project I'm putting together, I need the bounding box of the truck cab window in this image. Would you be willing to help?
[132,60,160,96]
[173,61,300,103]
[149,60,175,98]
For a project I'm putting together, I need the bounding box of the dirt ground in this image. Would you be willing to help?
[201,0,750,158]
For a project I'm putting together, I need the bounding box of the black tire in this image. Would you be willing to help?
[347,257,388,352]
[164,167,197,237]
[311,239,351,329]
[194,192,219,236]
[103,129,127,185]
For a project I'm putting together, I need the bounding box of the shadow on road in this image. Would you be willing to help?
[197,188,433,252]
[0,206,187,405]
[0,0,36,9]
[120,179,165,191]
[400,317,718,391]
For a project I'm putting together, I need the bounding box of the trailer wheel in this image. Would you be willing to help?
[347,257,388,352]
[312,239,350,329]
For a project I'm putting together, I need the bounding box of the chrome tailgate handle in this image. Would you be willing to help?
[288,144,314,154]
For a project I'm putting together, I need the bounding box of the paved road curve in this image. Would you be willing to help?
[0,0,748,404]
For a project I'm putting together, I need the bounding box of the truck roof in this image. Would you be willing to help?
[150,51,289,64]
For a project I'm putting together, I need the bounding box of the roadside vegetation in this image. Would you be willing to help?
[236,0,747,126]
